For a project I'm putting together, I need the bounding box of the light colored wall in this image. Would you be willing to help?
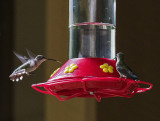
[13,0,45,121]
[45,0,97,121]
[13,0,97,121]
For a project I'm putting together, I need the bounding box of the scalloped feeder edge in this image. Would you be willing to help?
[32,58,153,102]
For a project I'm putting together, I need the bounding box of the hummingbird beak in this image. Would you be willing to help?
[47,58,62,63]
[112,55,117,60]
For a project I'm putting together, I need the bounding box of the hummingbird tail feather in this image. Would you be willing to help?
[9,69,26,82]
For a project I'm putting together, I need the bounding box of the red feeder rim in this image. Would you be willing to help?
[32,58,153,102]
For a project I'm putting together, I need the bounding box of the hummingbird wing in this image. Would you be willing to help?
[126,65,138,80]
[117,64,138,80]
[13,51,29,64]
[29,60,36,67]
[26,49,36,59]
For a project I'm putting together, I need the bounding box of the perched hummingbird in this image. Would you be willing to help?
[9,49,60,82]
[115,52,138,80]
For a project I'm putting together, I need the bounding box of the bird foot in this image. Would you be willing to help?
[124,77,128,81]
[26,72,35,76]
[119,76,127,81]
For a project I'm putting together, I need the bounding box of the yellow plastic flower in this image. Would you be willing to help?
[100,63,114,73]
[103,68,109,73]
[64,63,78,73]
[50,68,60,77]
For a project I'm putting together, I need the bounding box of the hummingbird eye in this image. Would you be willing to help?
[41,56,45,59]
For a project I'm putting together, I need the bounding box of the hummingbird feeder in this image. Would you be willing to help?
[32,0,152,102]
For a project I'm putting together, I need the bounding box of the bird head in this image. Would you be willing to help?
[35,55,47,62]
[116,52,124,61]
[35,55,61,63]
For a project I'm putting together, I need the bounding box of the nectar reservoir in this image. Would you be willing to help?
[69,0,116,58]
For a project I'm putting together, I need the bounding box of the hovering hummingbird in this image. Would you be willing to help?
[9,49,60,82]
[115,52,138,80]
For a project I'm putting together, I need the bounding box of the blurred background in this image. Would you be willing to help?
[1,0,160,121]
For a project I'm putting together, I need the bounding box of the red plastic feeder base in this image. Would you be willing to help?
[32,58,152,102]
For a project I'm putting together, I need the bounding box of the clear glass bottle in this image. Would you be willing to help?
[69,0,116,59]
